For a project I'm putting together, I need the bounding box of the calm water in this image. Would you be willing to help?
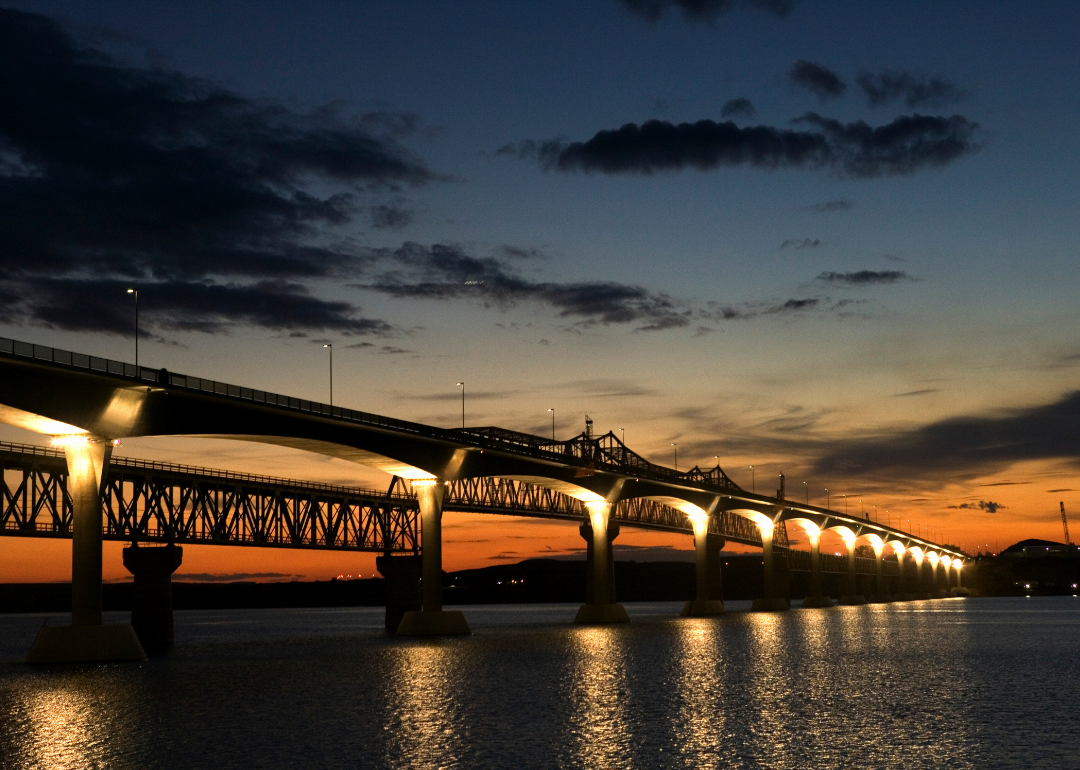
[1,598,1078,769]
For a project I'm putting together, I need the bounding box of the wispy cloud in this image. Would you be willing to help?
[781,238,821,250]
[789,60,847,100]
[857,70,966,108]
[817,270,911,285]
[619,0,796,23]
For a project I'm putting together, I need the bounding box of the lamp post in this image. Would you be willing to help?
[322,344,333,406]
[750,465,755,493]
[548,408,555,441]
[456,382,465,429]
[826,488,830,510]
[618,427,624,444]
[126,288,138,370]
[671,443,678,472]
[803,481,808,504]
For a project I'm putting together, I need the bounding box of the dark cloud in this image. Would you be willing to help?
[947,501,1006,513]
[619,0,795,22]
[789,60,847,100]
[0,9,435,337]
[812,390,1080,483]
[504,112,979,178]
[1048,489,1073,493]
[0,277,392,336]
[346,342,415,354]
[810,199,853,212]
[368,204,414,230]
[358,242,691,331]
[702,296,824,321]
[857,70,966,108]
[780,238,820,249]
[893,389,939,398]
[721,98,756,118]
[816,270,911,285]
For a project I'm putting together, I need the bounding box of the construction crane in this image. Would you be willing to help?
[1061,501,1071,545]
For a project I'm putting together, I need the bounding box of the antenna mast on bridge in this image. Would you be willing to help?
[1061,502,1071,545]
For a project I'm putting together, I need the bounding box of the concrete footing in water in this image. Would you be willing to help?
[396,610,471,636]
[751,597,790,612]
[680,599,725,617]
[839,595,868,605]
[27,624,146,664]
[801,596,835,608]
[575,603,630,624]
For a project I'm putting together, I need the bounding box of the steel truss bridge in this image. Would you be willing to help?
[0,440,778,552]
[0,442,912,576]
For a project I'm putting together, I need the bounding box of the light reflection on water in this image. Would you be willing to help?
[0,598,1077,769]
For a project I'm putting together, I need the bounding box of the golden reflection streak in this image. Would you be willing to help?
[746,612,795,768]
[19,683,113,769]
[673,619,725,767]
[385,642,464,769]
[569,626,633,770]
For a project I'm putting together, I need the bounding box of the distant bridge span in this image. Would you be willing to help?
[0,338,966,660]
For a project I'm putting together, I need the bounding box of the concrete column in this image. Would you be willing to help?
[395,479,470,635]
[916,557,931,599]
[870,545,892,603]
[752,521,789,611]
[682,513,724,616]
[575,501,629,623]
[840,538,867,605]
[706,534,725,602]
[123,542,183,653]
[70,442,111,625]
[895,551,913,600]
[802,530,834,608]
[27,440,145,663]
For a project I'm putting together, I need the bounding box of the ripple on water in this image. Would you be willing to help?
[0,598,1078,769]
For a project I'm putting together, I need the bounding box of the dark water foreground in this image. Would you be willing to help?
[1,598,1078,769]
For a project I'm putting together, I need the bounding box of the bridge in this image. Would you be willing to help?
[0,337,967,662]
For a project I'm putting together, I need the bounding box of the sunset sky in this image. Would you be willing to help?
[2,1,1078,583]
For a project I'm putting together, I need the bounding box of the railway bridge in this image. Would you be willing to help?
[0,337,967,662]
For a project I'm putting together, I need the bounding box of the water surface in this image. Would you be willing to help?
[1,598,1077,769]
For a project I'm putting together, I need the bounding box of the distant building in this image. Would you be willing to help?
[1000,538,1080,558]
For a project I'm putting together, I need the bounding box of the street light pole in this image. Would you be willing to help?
[456,382,465,429]
[618,427,624,444]
[750,465,755,493]
[126,288,138,370]
[803,481,808,504]
[548,408,555,440]
[322,344,333,405]
[826,488,830,509]
[671,443,677,472]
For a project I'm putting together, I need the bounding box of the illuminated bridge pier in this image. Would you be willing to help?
[0,337,967,660]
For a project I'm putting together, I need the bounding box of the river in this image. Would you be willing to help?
[1,597,1077,769]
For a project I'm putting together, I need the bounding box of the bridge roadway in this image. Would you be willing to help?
[0,337,967,661]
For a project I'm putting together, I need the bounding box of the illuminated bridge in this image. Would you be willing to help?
[0,337,966,662]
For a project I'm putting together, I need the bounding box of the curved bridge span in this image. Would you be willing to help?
[0,338,967,659]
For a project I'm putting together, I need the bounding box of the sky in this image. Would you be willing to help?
[1,0,1079,583]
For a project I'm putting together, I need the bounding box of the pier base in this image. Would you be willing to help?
[376,554,422,633]
[123,543,183,653]
[869,594,894,603]
[27,624,146,664]
[801,596,835,608]
[951,587,971,597]
[839,595,868,605]
[575,603,630,624]
[751,597,790,612]
[396,610,471,636]
[680,599,725,617]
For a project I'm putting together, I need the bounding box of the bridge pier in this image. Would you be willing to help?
[575,501,629,624]
[376,553,422,632]
[27,441,146,663]
[123,542,183,653]
[752,521,789,612]
[915,557,931,599]
[894,551,913,600]
[801,528,833,608]
[839,537,867,605]
[869,545,893,603]
[681,515,725,616]
[395,479,470,635]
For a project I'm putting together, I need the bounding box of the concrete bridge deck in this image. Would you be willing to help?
[0,337,966,660]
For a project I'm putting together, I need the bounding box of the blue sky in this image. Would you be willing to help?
[1,1,1078,576]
